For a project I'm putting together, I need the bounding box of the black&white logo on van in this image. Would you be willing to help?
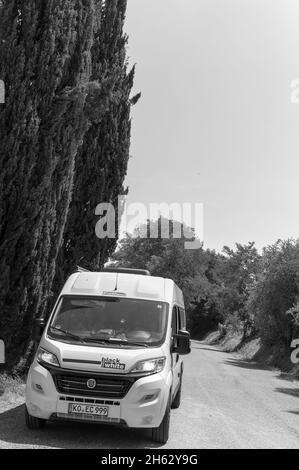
[86,378,96,389]
[100,357,125,370]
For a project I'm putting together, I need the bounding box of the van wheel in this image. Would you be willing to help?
[171,376,182,409]
[151,396,171,444]
[25,406,46,430]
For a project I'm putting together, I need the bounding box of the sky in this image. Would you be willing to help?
[123,0,299,252]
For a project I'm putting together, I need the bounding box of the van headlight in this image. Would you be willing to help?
[37,348,60,367]
[130,357,166,375]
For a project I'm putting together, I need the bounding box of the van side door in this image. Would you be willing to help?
[171,306,181,398]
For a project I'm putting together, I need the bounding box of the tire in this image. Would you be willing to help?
[151,396,171,444]
[25,406,46,430]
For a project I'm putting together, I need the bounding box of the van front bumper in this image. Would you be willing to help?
[25,362,171,428]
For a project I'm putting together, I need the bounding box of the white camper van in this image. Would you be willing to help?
[25,268,191,444]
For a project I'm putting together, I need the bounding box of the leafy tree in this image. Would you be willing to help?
[113,222,299,349]
[249,240,299,348]
[188,250,225,338]
[286,301,299,339]
[219,242,261,338]
[112,218,223,336]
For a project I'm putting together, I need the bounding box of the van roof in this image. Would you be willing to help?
[61,271,184,307]
[101,267,151,276]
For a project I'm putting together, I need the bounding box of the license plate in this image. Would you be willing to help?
[68,403,109,417]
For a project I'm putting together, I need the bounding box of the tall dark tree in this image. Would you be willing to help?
[53,0,140,293]
[0,0,136,371]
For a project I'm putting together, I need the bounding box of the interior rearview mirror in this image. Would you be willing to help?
[173,330,191,355]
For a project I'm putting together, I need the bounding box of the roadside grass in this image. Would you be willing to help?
[205,328,244,352]
[204,329,299,379]
[204,330,222,344]
[0,373,25,412]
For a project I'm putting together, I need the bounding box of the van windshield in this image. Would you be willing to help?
[48,296,169,347]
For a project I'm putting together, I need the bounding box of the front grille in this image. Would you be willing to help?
[52,371,135,398]
[50,413,127,426]
[59,396,120,406]
[55,412,121,424]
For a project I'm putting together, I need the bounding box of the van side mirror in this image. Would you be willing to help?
[172,330,191,355]
[33,318,46,343]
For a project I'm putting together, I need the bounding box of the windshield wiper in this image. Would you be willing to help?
[125,341,150,348]
[83,337,149,348]
[82,337,123,346]
[108,339,150,348]
[50,326,86,343]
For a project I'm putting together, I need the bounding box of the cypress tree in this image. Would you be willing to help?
[53,0,140,290]
[0,0,109,370]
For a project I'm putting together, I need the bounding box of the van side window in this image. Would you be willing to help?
[171,306,179,335]
[178,308,186,330]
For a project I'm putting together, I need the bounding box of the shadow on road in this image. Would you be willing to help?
[277,372,299,383]
[275,387,299,398]
[192,346,222,352]
[191,340,222,352]
[223,358,272,371]
[0,404,162,449]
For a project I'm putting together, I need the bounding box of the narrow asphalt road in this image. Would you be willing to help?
[1,341,299,449]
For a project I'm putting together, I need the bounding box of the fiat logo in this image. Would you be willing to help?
[86,378,96,389]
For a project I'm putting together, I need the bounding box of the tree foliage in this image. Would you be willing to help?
[112,218,225,337]
[112,220,299,352]
[0,0,136,370]
[53,0,139,297]
[248,240,299,347]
